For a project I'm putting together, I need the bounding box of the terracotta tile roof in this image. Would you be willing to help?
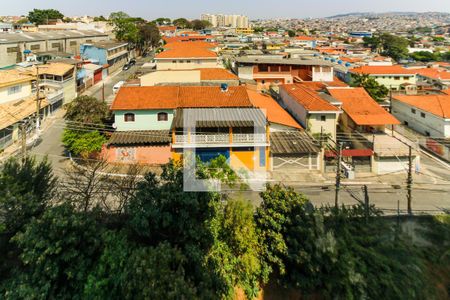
[416,68,450,80]
[350,65,416,75]
[393,94,450,119]
[199,68,238,80]
[294,78,348,91]
[158,26,177,32]
[163,36,213,43]
[156,44,217,59]
[111,86,253,111]
[295,36,316,41]
[163,41,217,49]
[247,89,302,129]
[328,87,400,126]
[281,84,340,112]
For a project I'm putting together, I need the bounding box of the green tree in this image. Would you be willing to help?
[64,95,109,124]
[138,22,161,49]
[208,198,264,299]
[364,33,409,61]
[0,157,56,234]
[173,18,191,29]
[27,9,64,25]
[109,12,140,43]
[154,17,171,25]
[350,73,389,102]
[287,30,296,37]
[93,15,107,22]
[5,204,103,299]
[410,51,439,62]
[191,19,211,30]
[62,129,107,158]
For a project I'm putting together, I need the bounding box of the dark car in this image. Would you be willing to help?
[122,64,131,71]
[128,59,136,66]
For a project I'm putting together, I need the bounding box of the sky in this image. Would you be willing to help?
[2,0,450,20]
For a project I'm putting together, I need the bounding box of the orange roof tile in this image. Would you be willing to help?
[295,36,316,41]
[156,47,217,59]
[328,87,400,126]
[158,26,177,31]
[163,41,217,49]
[350,65,416,75]
[111,86,253,111]
[163,36,213,43]
[416,68,450,80]
[393,94,450,119]
[247,90,302,129]
[281,84,340,112]
[198,68,238,80]
[295,78,348,91]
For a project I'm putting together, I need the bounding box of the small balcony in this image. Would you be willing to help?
[173,133,268,148]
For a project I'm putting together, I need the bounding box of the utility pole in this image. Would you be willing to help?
[20,119,27,163]
[102,83,105,101]
[363,185,369,222]
[334,143,343,209]
[35,65,41,132]
[407,145,413,215]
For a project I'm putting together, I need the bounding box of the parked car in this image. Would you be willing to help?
[122,64,131,71]
[128,59,136,66]
[113,81,125,93]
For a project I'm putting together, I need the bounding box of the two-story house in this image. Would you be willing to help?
[106,86,270,172]
[0,70,48,150]
[234,57,336,90]
[155,42,220,70]
[348,65,417,90]
[80,41,129,75]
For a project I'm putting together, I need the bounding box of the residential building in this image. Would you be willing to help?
[201,14,249,28]
[0,70,48,151]
[0,30,109,68]
[235,57,337,90]
[155,42,220,70]
[80,41,129,74]
[140,68,239,86]
[415,68,450,89]
[278,84,341,141]
[328,87,414,175]
[392,93,450,138]
[348,65,417,89]
[290,36,317,48]
[106,86,271,172]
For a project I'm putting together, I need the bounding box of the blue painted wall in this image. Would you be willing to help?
[80,45,107,65]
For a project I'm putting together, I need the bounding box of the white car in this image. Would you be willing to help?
[112,81,125,93]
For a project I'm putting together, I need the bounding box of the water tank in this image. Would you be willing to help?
[338,60,343,64]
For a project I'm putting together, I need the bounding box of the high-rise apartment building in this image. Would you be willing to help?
[201,14,249,28]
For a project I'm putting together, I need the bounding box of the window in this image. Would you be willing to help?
[172,60,177,63]
[30,44,40,50]
[404,121,409,126]
[8,85,22,95]
[404,76,410,80]
[411,108,416,114]
[52,43,61,48]
[179,60,184,63]
[421,112,426,118]
[124,113,135,122]
[394,76,400,80]
[7,47,18,53]
[425,131,430,137]
[70,41,77,46]
[186,60,191,63]
[321,115,326,122]
[158,112,168,121]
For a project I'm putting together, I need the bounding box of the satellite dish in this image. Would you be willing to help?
[112,123,117,129]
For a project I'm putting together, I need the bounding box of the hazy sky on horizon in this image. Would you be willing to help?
[2,0,450,19]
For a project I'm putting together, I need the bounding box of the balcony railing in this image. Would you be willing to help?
[174,133,267,145]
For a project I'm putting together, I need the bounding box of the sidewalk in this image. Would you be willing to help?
[0,109,65,163]
[82,69,123,97]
